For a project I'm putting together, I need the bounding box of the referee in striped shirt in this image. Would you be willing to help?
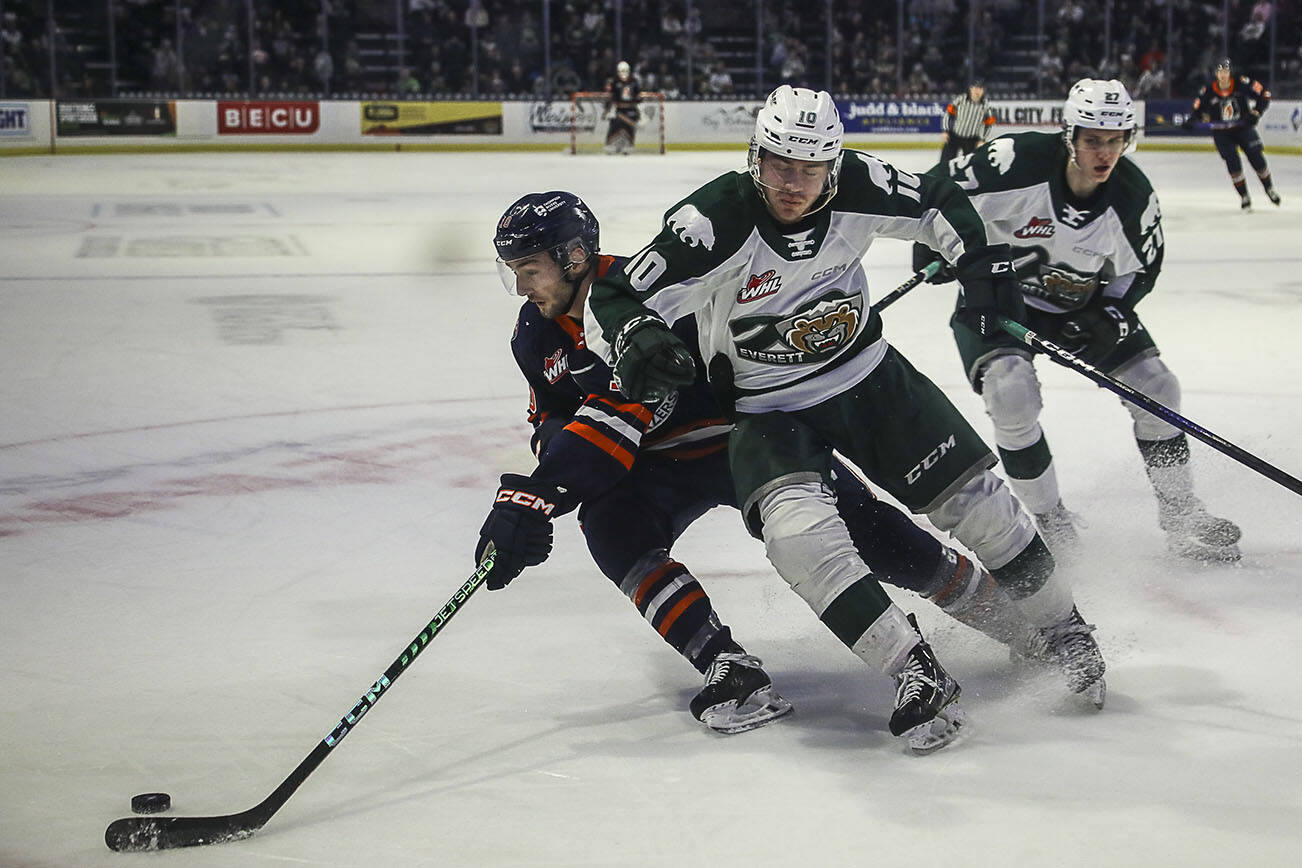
[940,78,996,163]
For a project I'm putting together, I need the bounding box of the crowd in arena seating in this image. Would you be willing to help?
[1,0,1298,102]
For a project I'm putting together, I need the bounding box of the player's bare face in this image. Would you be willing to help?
[504,253,580,319]
[1068,129,1128,195]
[1216,68,1232,89]
[757,154,829,224]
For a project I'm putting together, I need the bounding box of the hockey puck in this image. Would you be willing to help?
[130,792,171,814]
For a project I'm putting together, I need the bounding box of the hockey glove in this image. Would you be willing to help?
[1059,303,1141,356]
[611,314,697,404]
[476,473,562,590]
[1180,116,1196,132]
[1248,111,1261,126]
[911,243,956,284]
[958,275,1026,339]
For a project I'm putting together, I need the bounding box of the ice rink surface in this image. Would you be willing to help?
[2,144,1301,868]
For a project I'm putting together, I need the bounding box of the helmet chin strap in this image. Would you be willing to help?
[750,150,839,220]
[559,253,594,312]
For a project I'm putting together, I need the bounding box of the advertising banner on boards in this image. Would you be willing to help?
[56,100,177,136]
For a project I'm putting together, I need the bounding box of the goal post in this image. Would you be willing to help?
[569,91,666,155]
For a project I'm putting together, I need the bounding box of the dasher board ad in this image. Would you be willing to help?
[56,100,177,137]
[361,102,503,135]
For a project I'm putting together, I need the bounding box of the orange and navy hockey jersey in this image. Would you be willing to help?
[508,255,731,512]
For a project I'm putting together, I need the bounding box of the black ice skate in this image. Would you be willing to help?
[1266,187,1282,206]
[690,651,792,734]
[1158,495,1242,563]
[1041,607,1106,709]
[889,615,965,754]
[1240,192,1253,210]
[1034,500,1084,555]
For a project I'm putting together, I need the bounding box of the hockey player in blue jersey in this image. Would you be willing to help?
[1185,58,1281,210]
[476,190,1040,748]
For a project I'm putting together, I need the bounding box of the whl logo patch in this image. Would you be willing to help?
[542,348,569,384]
[1014,217,1055,239]
[739,270,782,303]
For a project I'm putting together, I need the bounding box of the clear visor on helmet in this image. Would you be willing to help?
[494,241,590,294]
[495,256,522,294]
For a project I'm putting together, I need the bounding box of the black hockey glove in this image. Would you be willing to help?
[1248,111,1261,126]
[911,243,955,284]
[1180,116,1196,132]
[611,314,696,404]
[1059,303,1141,356]
[476,473,562,590]
[958,275,1026,339]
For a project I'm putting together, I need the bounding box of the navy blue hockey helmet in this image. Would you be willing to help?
[1215,57,1233,73]
[493,191,599,292]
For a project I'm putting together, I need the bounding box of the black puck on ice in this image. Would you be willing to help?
[130,792,171,814]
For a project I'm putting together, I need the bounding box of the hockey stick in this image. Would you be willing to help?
[998,317,1302,497]
[872,260,942,314]
[874,254,1047,316]
[104,544,498,852]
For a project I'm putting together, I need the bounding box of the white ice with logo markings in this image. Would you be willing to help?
[2,147,1301,868]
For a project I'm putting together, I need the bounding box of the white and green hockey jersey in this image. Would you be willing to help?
[587,150,1005,414]
[929,131,1164,314]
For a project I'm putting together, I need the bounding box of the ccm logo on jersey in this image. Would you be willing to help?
[739,270,782,302]
[1014,217,1055,239]
[495,488,557,515]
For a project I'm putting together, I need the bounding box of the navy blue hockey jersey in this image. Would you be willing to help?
[509,255,730,510]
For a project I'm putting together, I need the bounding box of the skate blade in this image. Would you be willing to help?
[904,704,966,755]
[1079,677,1106,711]
[1169,539,1242,564]
[699,688,793,735]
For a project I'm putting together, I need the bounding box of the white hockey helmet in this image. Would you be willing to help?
[1063,78,1137,158]
[748,85,844,214]
[616,60,631,79]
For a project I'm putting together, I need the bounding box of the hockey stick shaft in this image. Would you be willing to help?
[872,260,941,314]
[998,317,1302,497]
[104,546,497,852]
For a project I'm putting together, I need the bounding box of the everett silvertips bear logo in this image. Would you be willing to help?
[731,290,862,364]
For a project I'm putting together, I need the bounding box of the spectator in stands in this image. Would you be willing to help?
[397,66,421,95]
[1134,59,1166,98]
[707,60,734,94]
[314,48,333,93]
[150,38,180,90]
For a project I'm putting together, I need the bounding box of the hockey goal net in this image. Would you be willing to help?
[569,91,666,155]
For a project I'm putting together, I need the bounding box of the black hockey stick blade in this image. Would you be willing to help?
[105,808,267,851]
[105,545,496,852]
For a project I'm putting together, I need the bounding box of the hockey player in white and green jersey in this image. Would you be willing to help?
[587,86,1109,752]
[919,78,1241,563]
